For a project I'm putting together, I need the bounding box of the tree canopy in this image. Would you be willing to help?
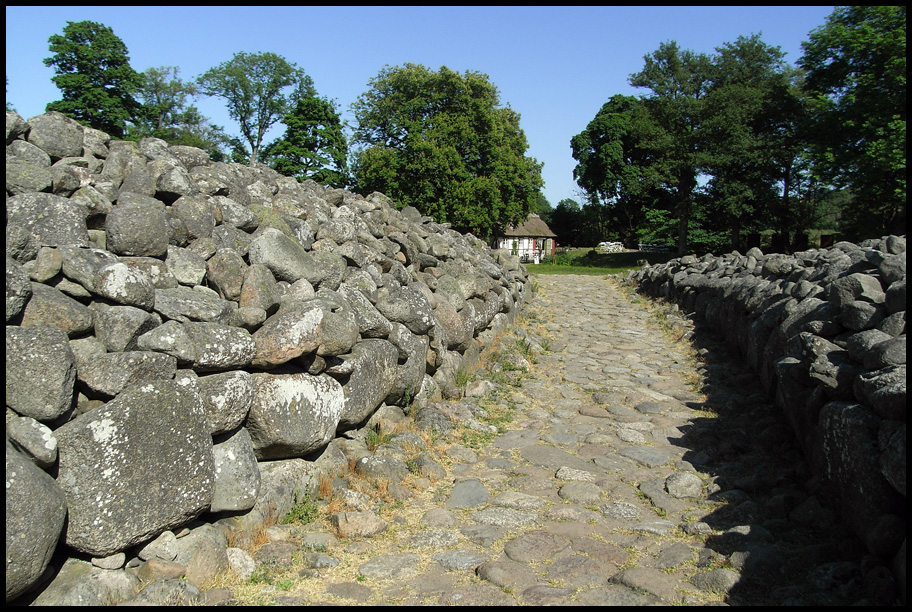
[197,52,310,164]
[351,64,543,237]
[628,41,712,254]
[43,20,143,138]
[799,5,906,238]
[261,93,349,187]
[571,7,906,254]
[571,94,667,248]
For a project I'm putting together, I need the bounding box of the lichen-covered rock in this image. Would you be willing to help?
[7,192,91,248]
[6,325,77,421]
[251,302,323,367]
[331,338,399,429]
[57,245,120,291]
[54,380,214,556]
[376,285,437,335]
[105,199,170,257]
[248,227,318,283]
[5,442,68,602]
[239,263,281,314]
[172,194,215,240]
[182,321,255,370]
[210,426,260,513]
[626,236,906,575]
[7,415,58,469]
[6,255,32,321]
[5,111,534,602]
[206,248,248,301]
[196,370,255,435]
[153,286,235,322]
[76,350,177,398]
[25,111,85,160]
[6,155,53,194]
[247,372,345,460]
[94,261,156,310]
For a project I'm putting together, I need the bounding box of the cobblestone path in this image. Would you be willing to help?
[227,273,868,606]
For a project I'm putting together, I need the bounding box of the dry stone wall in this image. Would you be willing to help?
[626,238,906,592]
[5,110,532,602]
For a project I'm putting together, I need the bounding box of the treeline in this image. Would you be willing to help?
[8,7,905,250]
[8,20,542,238]
[568,6,905,253]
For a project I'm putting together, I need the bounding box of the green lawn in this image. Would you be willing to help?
[525,248,678,275]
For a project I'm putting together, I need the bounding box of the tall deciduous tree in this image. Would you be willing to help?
[261,93,349,187]
[700,35,798,251]
[629,41,712,255]
[43,20,143,138]
[548,198,583,247]
[571,94,667,248]
[197,52,309,164]
[799,5,906,238]
[133,66,197,134]
[535,193,553,225]
[351,64,543,237]
[128,66,232,161]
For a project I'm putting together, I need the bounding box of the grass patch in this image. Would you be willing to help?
[528,249,677,275]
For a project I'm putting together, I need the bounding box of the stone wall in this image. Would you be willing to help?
[6,111,532,602]
[626,238,906,596]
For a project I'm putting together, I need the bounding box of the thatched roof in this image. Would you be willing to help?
[501,214,557,238]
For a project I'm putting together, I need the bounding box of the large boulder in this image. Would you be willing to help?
[331,338,399,429]
[6,192,90,248]
[6,442,68,602]
[247,372,345,460]
[251,303,324,367]
[6,325,77,421]
[54,380,215,556]
[105,199,170,257]
[25,111,85,160]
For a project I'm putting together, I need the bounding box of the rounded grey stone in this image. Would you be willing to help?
[665,472,704,499]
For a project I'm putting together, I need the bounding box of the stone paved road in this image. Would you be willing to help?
[230,274,870,606]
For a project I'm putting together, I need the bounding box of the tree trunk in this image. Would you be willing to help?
[779,160,792,254]
[677,201,689,256]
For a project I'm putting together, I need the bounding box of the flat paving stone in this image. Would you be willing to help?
[358,553,420,580]
[445,478,490,508]
[619,445,673,467]
[431,550,488,571]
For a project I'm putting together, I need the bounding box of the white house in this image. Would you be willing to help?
[492,214,557,264]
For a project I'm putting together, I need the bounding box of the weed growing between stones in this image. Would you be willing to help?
[282,489,321,526]
[364,422,391,452]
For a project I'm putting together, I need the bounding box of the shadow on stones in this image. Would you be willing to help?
[672,320,873,606]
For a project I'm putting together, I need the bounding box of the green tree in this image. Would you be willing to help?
[197,52,309,164]
[132,66,197,135]
[535,193,553,225]
[43,20,143,137]
[630,41,713,254]
[261,93,349,187]
[700,35,800,250]
[6,77,14,112]
[571,94,669,248]
[351,64,543,237]
[548,198,583,247]
[799,5,906,238]
[126,66,232,160]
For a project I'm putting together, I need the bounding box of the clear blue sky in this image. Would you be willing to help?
[6,5,835,207]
